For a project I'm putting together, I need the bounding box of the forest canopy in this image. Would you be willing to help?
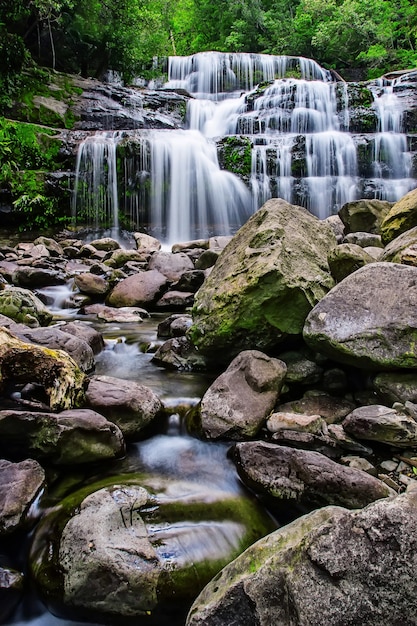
[1,0,417,94]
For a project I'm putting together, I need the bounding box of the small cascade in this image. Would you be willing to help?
[72,131,121,235]
[72,52,416,243]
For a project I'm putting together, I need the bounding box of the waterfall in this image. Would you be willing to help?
[72,52,416,244]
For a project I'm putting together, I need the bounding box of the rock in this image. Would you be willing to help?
[58,320,105,354]
[148,251,195,282]
[197,351,287,440]
[30,476,275,623]
[276,391,355,424]
[338,198,392,233]
[190,199,336,362]
[323,214,345,242]
[171,269,206,292]
[151,336,208,371]
[278,349,323,385]
[0,327,87,410]
[363,245,384,259]
[194,249,220,269]
[343,404,417,447]
[303,262,417,369]
[88,237,121,251]
[381,187,417,244]
[74,272,110,296]
[0,408,125,464]
[266,412,325,435]
[343,232,383,248]
[186,490,417,626]
[104,248,147,268]
[106,269,169,308]
[133,232,161,255]
[157,313,193,337]
[0,566,24,621]
[0,459,45,534]
[12,266,67,288]
[233,442,393,509]
[373,371,417,405]
[13,326,95,372]
[155,290,194,310]
[327,243,374,282]
[0,286,52,327]
[82,303,149,322]
[380,224,417,263]
[85,375,163,440]
[33,236,64,256]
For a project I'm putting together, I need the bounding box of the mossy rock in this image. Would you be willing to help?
[30,474,275,624]
[380,187,417,244]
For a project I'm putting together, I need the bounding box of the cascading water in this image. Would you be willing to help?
[72,52,416,243]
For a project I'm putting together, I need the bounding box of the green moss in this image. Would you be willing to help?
[221,136,252,178]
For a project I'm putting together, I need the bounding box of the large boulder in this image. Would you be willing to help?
[30,475,275,623]
[85,375,163,440]
[106,269,169,308]
[343,404,417,448]
[303,262,417,369]
[0,459,45,534]
[380,186,417,244]
[0,327,87,410]
[338,199,392,234]
[233,441,393,510]
[0,408,125,464]
[195,350,287,440]
[380,225,417,264]
[189,199,336,362]
[186,490,417,626]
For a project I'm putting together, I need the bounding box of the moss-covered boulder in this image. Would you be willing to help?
[0,287,52,327]
[380,225,417,263]
[30,475,275,624]
[186,490,417,626]
[189,199,336,363]
[303,263,417,370]
[327,243,374,282]
[338,199,392,234]
[380,187,417,244]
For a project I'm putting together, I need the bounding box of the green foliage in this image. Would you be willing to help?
[0,118,69,230]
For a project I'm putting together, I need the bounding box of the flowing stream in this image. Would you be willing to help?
[72,52,416,243]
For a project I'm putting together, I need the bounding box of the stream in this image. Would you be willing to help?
[2,284,274,626]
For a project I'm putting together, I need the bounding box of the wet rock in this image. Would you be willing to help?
[58,320,105,355]
[381,186,417,243]
[0,286,52,327]
[157,314,193,338]
[194,249,220,269]
[171,269,206,292]
[189,198,336,362]
[148,251,195,282]
[0,327,87,410]
[0,408,125,464]
[304,263,417,369]
[85,375,163,440]
[0,566,24,621]
[0,459,45,534]
[30,476,275,623]
[380,224,417,263]
[233,441,394,509]
[82,303,149,322]
[278,349,323,385]
[338,198,392,234]
[106,269,169,308]
[197,350,287,440]
[343,404,417,447]
[151,336,208,371]
[327,243,374,282]
[14,326,95,372]
[186,490,417,626]
[104,248,148,268]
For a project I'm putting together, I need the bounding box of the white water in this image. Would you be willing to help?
[72,52,416,243]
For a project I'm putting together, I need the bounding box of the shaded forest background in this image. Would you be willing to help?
[1,0,417,103]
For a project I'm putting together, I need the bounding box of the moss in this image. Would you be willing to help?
[221,135,252,179]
